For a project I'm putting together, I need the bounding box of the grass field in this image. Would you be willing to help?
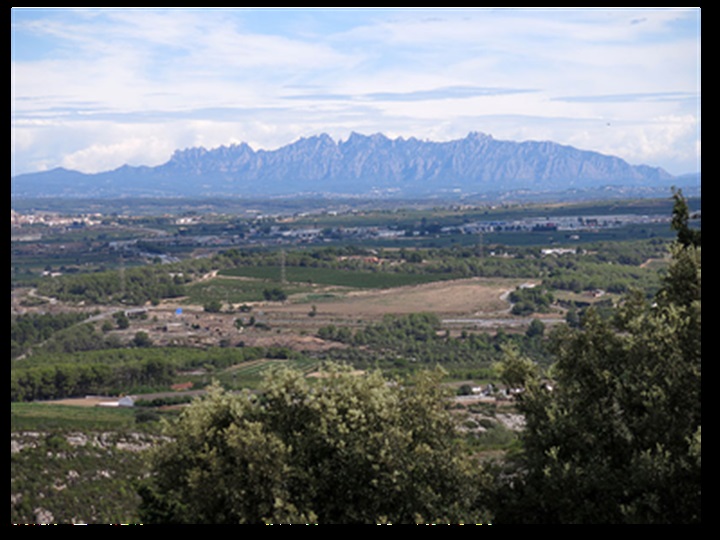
[182,275,318,305]
[11,402,139,432]
[219,265,459,289]
[217,357,319,389]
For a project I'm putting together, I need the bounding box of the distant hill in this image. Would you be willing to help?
[11,132,684,199]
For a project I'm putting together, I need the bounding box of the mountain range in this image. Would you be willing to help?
[11,132,686,199]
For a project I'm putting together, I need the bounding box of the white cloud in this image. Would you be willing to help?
[11,8,701,177]
[62,139,159,173]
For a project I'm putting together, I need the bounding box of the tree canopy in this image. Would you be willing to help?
[138,365,491,524]
[492,190,701,523]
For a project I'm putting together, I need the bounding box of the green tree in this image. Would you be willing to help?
[670,187,701,249]
[262,287,287,302]
[138,365,491,524]
[525,318,545,339]
[493,191,701,524]
[493,343,539,391]
[203,299,223,313]
[565,305,580,328]
[132,331,153,348]
[661,188,700,309]
[113,311,130,330]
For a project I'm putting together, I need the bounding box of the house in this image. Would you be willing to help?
[118,396,135,407]
[541,248,576,256]
[97,395,135,407]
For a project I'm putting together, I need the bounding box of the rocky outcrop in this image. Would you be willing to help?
[12,132,676,198]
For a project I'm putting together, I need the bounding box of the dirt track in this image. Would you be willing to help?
[45,396,121,407]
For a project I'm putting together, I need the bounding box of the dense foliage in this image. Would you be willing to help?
[11,346,267,402]
[492,190,701,523]
[11,312,91,359]
[318,312,552,373]
[138,365,492,524]
[11,357,175,402]
[509,285,554,315]
[35,265,188,305]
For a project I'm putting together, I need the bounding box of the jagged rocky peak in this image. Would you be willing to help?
[290,133,336,149]
[341,132,392,146]
[170,146,207,160]
[11,131,679,198]
[171,142,254,159]
[466,131,493,141]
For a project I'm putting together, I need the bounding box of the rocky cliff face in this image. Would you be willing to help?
[11,132,676,198]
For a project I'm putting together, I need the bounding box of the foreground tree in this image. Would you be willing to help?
[138,365,491,524]
[493,191,700,523]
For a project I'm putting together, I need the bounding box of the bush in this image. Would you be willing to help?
[135,409,161,424]
[138,365,492,524]
[262,288,287,302]
[203,300,223,313]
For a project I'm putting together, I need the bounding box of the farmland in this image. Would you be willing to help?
[218,264,458,289]
[10,195,699,523]
[13,196,693,393]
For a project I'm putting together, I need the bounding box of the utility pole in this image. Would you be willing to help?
[119,253,126,301]
[280,249,287,285]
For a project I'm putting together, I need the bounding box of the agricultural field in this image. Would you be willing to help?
[10,195,699,523]
[218,264,459,288]
[263,277,532,321]
[11,402,139,432]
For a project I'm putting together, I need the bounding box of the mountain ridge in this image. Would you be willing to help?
[11,132,681,199]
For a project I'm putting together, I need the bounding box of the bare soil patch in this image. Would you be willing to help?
[266,278,532,321]
[46,397,119,407]
[240,332,347,352]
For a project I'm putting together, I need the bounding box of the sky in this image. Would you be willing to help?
[11,7,701,177]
